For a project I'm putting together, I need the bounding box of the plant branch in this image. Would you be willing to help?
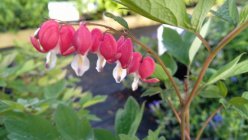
[195,33,211,52]
[185,21,248,109]
[195,105,224,140]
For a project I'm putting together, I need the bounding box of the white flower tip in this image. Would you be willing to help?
[71,54,90,77]
[45,51,57,70]
[132,74,140,91]
[113,62,127,83]
[96,53,106,72]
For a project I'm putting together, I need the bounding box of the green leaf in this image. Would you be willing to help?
[242,92,248,100]
[162,27,190,65]
[0,52,17,68]
[239,4,248,24]
[144,127,165,140]
[117,0,191,30]
[119,134,139,140]
[151,64,168,81]
[191,0,215,31]
[211,0,239,25]
[225,60,248,77]
[104,12,129,29]
[44,80,66,99]
[0,79,7,87]
[229,97,248,118]
[189,19,211,64]
[14,60,41,77]
[141,87,162,97]
[94,129,117,140]
[229,97,248,106]
[55,104,94,140]
[160,53,177,75]
[81,95,107,108]
[207,53,244,85]
[4,113,59,140]
[200,82,227,98]
[115,97,144,136]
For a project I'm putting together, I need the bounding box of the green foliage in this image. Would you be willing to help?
[211,0,239,25]
[104,12,129,29]
[151,64,169,81]
[239,4,248,24]
[200,81,228,98]
[116,0,192,30]
[191,0,215,31]
[4,113,59,140]
[55,104,94,140]
[115,97,144,136]
[207,53,248,85]
[0,0,48,32]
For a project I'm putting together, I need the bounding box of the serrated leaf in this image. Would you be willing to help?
[104,12,129,29]
[55,104,94,140]
[44,80,66,99]
[117,0,191,30]
[151,64,169,81]
[141,87,162,97]
[4,113,59,140]
[211,0,239,25]
[191,0,215,31]
[207,53,244,85]
[239,4,248,24]
[115,97,144,136]
[162,27,190,65]
[189,19,211,64]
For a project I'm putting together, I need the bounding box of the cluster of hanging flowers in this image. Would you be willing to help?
[30,20,159,91]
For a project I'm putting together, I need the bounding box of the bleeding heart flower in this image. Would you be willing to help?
[90,28,106,72]
[30,20,60,69]
[113,36,133,83]
[99,33,118,63]
[128,54,159,91]
[59,25,76,56]
[71,24,92,76]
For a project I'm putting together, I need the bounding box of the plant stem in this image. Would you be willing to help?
[195,105,224,140]
[195,33,211,52]
[185,21,248,110]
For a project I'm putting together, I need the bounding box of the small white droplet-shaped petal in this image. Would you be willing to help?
[45,51,57,70]
[132,73,140,91]
[71,54,90,76]
[34,28,40,37]
[96,53,106,72]
[113,61,127,83]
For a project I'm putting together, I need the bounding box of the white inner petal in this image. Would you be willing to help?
[132,73,140,91]
[46,51,57,70]
[113,61,127,83]
[71,54,90,76]
[96,53,106,72]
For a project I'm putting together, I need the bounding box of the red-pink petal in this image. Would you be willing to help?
[73,25,92,55]
[138,56,156,79]
[30,37,47,53]
[142,78,159,83]
[90,28,103,53]
[99,33,117,63]
[127,52,142,74]
[39,21,59,51]
[117,36,125,49]
[59,25,75,55]
[118,38,133,68]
